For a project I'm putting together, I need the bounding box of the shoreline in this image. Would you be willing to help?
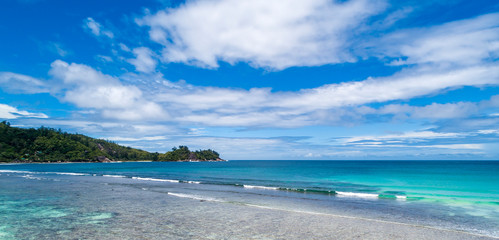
[2,172,493,239]
[1,161,497,239]
[0,159,226,164]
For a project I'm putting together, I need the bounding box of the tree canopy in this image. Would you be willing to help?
[0,121,222,163]
[157,146,220,161]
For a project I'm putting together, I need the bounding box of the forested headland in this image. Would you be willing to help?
[0,121,223,163]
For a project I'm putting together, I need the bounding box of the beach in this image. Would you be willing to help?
[1,161,498,239]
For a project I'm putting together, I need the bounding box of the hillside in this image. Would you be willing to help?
[0,121,222,163]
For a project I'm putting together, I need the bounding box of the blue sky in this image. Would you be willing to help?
[1,0,499,160]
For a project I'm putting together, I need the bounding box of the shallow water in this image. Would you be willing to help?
[0,161,498,239]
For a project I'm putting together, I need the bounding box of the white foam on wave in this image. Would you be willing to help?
[103,174,126,178]
[243,185,279,190]
[53,172,87,176]
[0,170,32,174]
[336,191,379,199]
[21,174,43,180]
[396,195,407,200]
[131,177,179,183]
[3,170,88,176]
[185,181,201,184]
[167,192,222,202]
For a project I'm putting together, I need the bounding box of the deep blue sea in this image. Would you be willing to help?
[1,160,498,239]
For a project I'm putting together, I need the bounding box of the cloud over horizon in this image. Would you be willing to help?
[1,0,498,159]
[0,104,48,119]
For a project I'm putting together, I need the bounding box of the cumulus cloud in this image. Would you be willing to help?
[138,0,385,69]
[137,2,498,71]
[49,60,166,121]
[139,10,499,127]
[0,72,49,94]
[91,4,499,128]
[127,47,158,73]
[83,17,114,38]
[20,4,484,129]
[0,104,48,119]
[6,10,499,129]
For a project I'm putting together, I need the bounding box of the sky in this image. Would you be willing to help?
[1,0,499,160]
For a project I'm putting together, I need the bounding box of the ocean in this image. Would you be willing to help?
[0,160,498,239]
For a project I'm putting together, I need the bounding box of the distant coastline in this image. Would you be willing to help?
[0,159,226,164]
[0,121,224,163]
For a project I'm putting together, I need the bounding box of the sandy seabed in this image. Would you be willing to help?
[0,173,496,240]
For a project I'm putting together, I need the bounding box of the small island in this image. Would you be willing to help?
[0,121,224,163]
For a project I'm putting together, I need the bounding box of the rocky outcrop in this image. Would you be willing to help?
[96,156,112,162]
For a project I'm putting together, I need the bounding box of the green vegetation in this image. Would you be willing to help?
[0,121,222,163]
[157,146,220,161]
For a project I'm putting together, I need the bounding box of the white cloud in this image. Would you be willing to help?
[304,152,323,158]
[380,102,479,119]
[372,94,499,121]
[344,131,464,144]
[421,144,483,150]
[49,60,166,121]
[375,13,499,66]
[106,136,167,141]
[138,0,385,69]
[151,63,499,127]
[64,85,142,109]
[83,17,114,38]
[477,129,499,135]
[274,65,499,109]
[138,3,499,71]
[139,136,284,159]
[125,8,499,127]
[5,11,499,128]
[0,104,48,119]
[5,60,498,127]
[371,7,413,30]
[47,42,70,57]
[11,118,184,143]
[49,60,119,86]
[127,47,158,73]
[96,55,113,62]
[119,43,131,52]
[0,72,49,94]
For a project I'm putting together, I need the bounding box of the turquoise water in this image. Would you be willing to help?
[1,161,498,238]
